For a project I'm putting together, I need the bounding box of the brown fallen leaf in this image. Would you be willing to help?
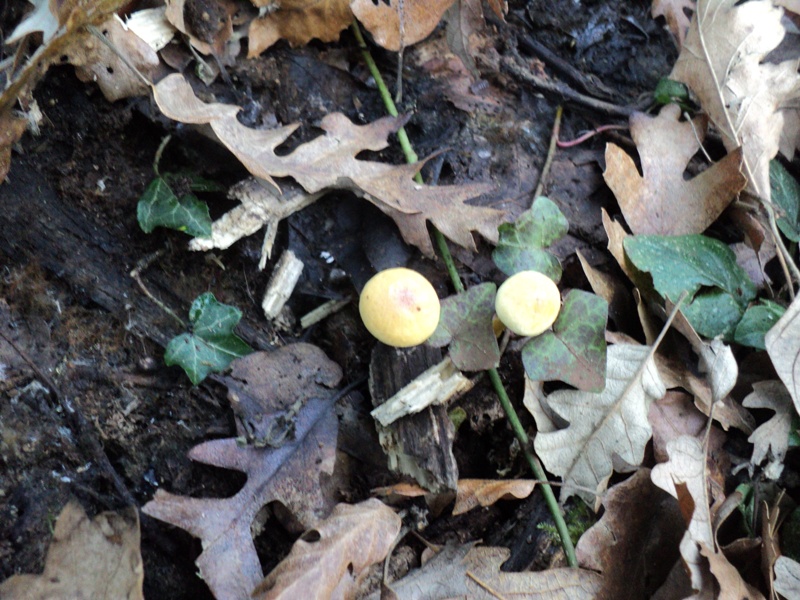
[351,0,457,52]
[670,0,800,201]
[252,499,402,599]
[603,104,746,235]
[223,343,343,447]
[142,396,339,600]
[248,0,353,56]
[370,543,603,599]
[576,469,685,600]
[648,390,726,464]
[152,74,503,256]
[0,501,143,600]
[651,0,695,47]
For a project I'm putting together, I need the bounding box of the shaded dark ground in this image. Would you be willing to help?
[0,1,676,597]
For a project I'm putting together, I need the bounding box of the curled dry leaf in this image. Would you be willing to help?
[670,0,800,201]
[451,479,536,515]
[152,74,503,257]
[0,501,143,600]
[248,0,353,56]
[604,104,746,235]
[142,396,339,600]
[351,0,457,52]
[252,499,401,599]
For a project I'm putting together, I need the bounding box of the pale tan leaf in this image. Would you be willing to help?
[601,208,636,280]
[0,501,143,600]
[576,469,684,600]
[670,0,800,201]
[252,499,401,600]
[604,104,746,235]
[648,390,727,463]
[775,556,800,599]
[766,295,800,414]
[352,0,456,52]
[66,17,160,102]
[743,381,793,480]
[451,479,536,515]
[533,344,667,504]
[248,0,353,56]
[651,436,714,594]
[651,0,695,47]
[152,74,502,257]
[576,249,637,331]
[372,543,603,599]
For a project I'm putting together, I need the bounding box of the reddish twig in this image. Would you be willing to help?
[557,124,628,148]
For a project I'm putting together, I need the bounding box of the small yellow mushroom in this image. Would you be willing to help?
[359,268,441,347]
[495,271,561,337]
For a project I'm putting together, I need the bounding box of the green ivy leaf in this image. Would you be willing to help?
[492,197,567,281]
[770,160,800,242]
[137,176,212,238]
[427,283,499,371]
[165,293,252,385]
[623,234,757,338]
[522,290,608,392]
[734,300,786,350]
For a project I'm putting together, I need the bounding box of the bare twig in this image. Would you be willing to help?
[533,105,562,200]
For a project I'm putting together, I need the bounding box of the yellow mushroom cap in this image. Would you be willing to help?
[359,268,441,347]
[495,271,561,337]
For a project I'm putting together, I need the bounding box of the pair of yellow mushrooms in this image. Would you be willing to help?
[359,268,561,347]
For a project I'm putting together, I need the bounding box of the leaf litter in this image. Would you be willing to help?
[6,0,800,597]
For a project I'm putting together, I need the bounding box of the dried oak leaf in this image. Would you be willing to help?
[142,396,339,600]
[153,74,502,257]
[252,499,401,599]
[370,543,602,599]
[248,0,353,56]
[670,0,800,201]
[351,0,457,52]
[0,501,143,600]
[604,104,746,235]
[532,344,666,505]
[0,114,26,184]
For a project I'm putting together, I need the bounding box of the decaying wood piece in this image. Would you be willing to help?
[369,343,459,493]
[370,357,473,426]
[261,249,303,321]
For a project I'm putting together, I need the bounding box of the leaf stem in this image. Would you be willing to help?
[352,19,578,567]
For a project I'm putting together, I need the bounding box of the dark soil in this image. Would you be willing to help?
[0,1,676,597]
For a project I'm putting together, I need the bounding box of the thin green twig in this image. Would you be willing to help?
[352,19,578,567]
